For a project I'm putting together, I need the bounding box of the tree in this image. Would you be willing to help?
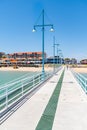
[64,58,71,64]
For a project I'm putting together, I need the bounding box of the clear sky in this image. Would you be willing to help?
[0,0,87,61]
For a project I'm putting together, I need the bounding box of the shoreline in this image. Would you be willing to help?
[0,66,53,72]
[71,67,87,73]
[1,66,87,73]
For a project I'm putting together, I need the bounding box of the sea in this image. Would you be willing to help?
[0,71,38,87]
[80,73,87,78]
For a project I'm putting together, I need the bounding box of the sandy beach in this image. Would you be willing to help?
[71,67,87,73]
[0,66,53,72]
[1,66,87,73]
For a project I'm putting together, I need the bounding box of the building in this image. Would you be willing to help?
[46,56,64,64]
[8,52,47,62]
[80,59,87,64]
[70,58,77,64]
[64,58,77,64]
[0,52,47,67]
[0,52,6,59]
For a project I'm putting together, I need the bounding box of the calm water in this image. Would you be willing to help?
[0,71,37,86]
[80,73,87,78]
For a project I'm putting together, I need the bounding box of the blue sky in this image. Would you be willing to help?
[0,0,87,61]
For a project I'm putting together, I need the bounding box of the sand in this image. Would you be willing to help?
[1,66,86,74]
[0,66,53,72]
[71,67,87,73]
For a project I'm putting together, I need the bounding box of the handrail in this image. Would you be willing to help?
[71,69,87,94]
[0,72,40,90]
[0,66,62,115]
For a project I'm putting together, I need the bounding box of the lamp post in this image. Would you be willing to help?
[53,36,55,72]
[60,52,63,64]
[32,9,54,79]
[58,50,62,64]
[55,44,60,64]
[59,53,62,64]
[53,37,60,72]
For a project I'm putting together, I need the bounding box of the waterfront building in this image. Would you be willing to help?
[0,52,6,59]
[8,52,47,62]
[46,56,64,64]
[80,59,87,64]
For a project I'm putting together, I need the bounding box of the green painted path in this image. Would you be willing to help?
[35,70,64,130]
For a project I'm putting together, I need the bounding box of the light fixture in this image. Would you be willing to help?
[50,26,54,32]
[32,27,36,32]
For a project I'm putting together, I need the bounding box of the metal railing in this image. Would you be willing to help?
[71,69,87,94]
[0,66,62,117]
[0,72,50,113]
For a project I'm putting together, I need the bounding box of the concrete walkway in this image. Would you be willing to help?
[1,68,87,130]
[53,68,87,130]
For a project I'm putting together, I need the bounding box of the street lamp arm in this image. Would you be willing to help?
[34,24,54,27]
[54,43,60,46]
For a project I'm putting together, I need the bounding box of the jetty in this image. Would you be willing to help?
[0,67,87,130]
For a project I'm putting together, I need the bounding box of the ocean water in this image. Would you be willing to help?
[0,71,37,86]
[0,71,40,110]
[80,73,87,78]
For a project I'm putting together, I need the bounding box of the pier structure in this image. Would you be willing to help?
[0,67,87,130]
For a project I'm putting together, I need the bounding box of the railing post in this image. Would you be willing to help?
[85,80,87,94]
[33,75,35,86]
[39,74,41,83]
[6,87,8,108]
[21,80,24,96]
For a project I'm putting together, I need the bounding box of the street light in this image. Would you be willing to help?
[55,43,60,64]
[53,36,55,72]
[53,36,60,72]
[58,50,62,64]
[32,9,54,79]
[32,26,36,32]
[59,52,63,64]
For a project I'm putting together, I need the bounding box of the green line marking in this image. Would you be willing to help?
[35,70,64,130]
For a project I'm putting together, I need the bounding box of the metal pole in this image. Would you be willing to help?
[54,43,59,68]
[57,45,58,64]
[33,9,54,78]
[56,44,59,65]
[53,36,55,72]
[42,9,45,80]
[60,54,62,64]
[6,87,8,108]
